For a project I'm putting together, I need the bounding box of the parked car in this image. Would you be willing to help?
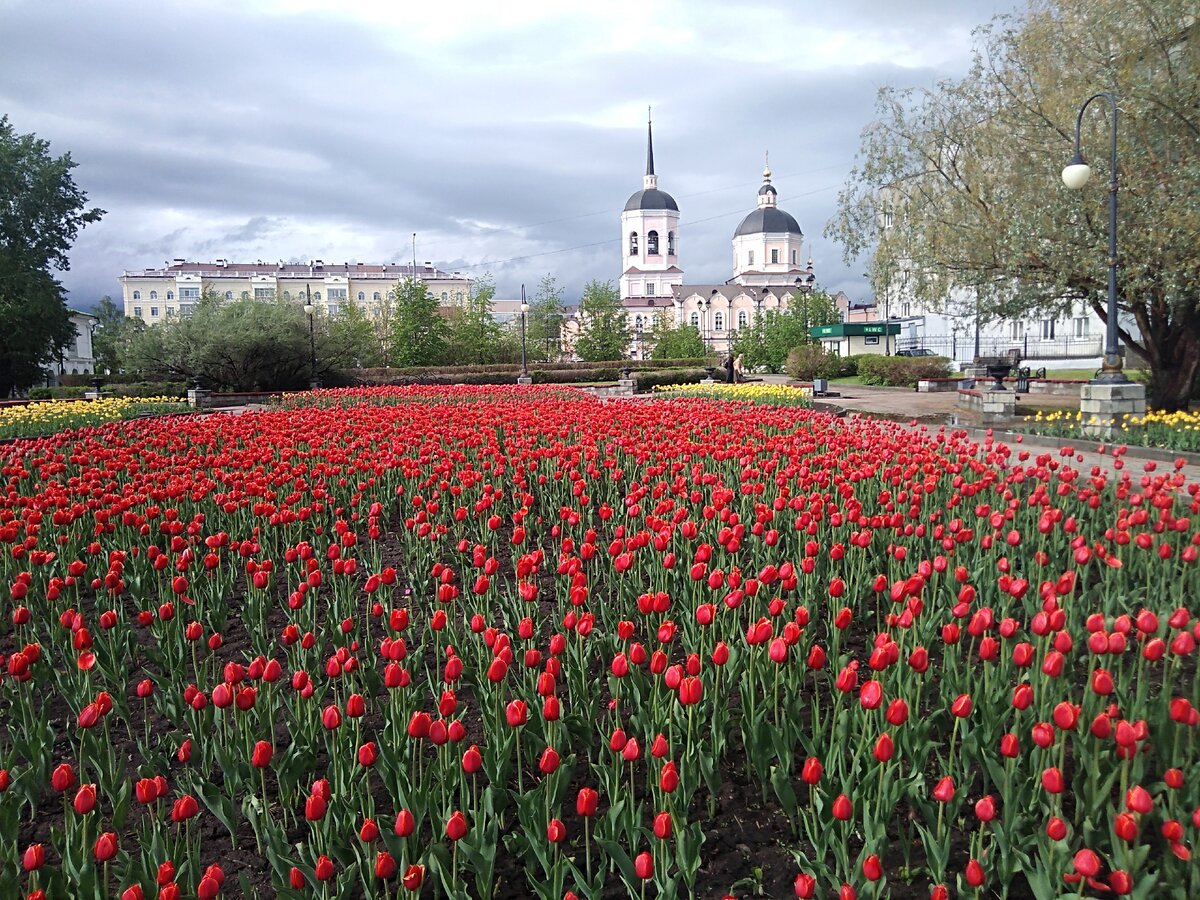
[896,348,935,357]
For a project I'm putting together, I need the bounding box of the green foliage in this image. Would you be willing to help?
[0,116,104,396]
[326,301,379,369]
[526,275,567,363]
[632,367,708,390]
[648,311,707,360]
[127,295,318,391]
[574,280,630,363]
[91,296,145,375]
[828,0,1200,408]
[784,345,844,381]
[387,277,449,367]
[445,276,516,365]
[857,355,952,387]
[731,291,840,373]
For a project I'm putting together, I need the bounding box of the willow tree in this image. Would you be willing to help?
[827,1,1200,407]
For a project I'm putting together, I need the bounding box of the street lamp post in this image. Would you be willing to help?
[519,284,530,381]
[1062,91,1128,384]
[303,283,318,389]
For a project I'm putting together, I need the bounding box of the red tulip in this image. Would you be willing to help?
[445,810,468,841]
[801,757,823,785]
[831,793,852,821]
[374,851,397,880]
[950,693,972,718]
[22,844,45,871]
[547,818,567,843]
[965,858,985,887]
[576,787,599,816]
[251,741,272,768]
[862,854,882,881]
[394,809,415,837]
[314,856,335,881]
[94,831,119,862]
[873,733,894,762]
[931,776,955,803]
[402,864,424,891]
[73,783,97,815]
[793,873,816,898]
[1041,767,1064,794]
[51,763,75,793]
[1073,848,1100,878]
[653,810,672,839]
[634,850,653,880]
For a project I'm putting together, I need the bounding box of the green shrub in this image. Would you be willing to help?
[785,346,843,381]
[113,382,187,398]
[633,368,707,391]
[27,388,52,401]
[837,355,863,378]
[857,355,952,387]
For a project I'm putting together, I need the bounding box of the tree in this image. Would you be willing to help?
[327,300,379,369]
[388,277,449,367]
[127,292,316,390]
[731,291,840,372]
[648,311,706,360]
[0,116,104,396]
[574,280,630,362]
[445,276,507,364]
[92,295,144,375]
[827,0,1200,408]
[526,274,567,363]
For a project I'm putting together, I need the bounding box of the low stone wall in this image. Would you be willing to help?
[1026,379,1087,397]
[918,378,973,393]
[957,388,1016,426]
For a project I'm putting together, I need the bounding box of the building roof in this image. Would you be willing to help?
[670,283,805,303]
[121,260,468,280]
[624,188,679,212]
[811,322,901,338]
[734,207,803,236]
[623,265,684,275]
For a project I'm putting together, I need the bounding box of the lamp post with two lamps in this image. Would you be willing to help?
[1061,91,1128,385]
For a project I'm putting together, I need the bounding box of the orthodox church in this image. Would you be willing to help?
[617,116,816,358]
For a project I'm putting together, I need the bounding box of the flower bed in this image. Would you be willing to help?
[0,385,1197,899]
[0,396,189,440]
[653,382,814,406]
[1025,408,1200,453]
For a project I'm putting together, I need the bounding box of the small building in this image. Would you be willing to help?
[811,321,900,357]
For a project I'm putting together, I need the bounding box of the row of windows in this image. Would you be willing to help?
[1007,318,1090,340]
[629,230,676,257]
[744,249,798,267]
[132,287,464,304]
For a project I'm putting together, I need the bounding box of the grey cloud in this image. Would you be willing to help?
[0,0,1025,305]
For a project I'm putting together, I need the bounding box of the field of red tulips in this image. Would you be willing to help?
[1,384,1198,899]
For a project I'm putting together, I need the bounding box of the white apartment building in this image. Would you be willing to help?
[119,259,474,324]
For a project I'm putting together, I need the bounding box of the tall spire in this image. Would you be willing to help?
[646,107,655,176]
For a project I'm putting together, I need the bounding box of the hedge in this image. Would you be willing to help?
[355,358,713,383]
[633,368,708,391]
[27,382,188,401]
[856,355,952,387]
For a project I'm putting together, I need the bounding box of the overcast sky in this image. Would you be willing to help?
[1,0,1026,307]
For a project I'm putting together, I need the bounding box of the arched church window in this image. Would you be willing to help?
[629,232,638,256]
[358,291,365,301]
[738,310,748,329]
[714,312,725,332]
[441,292,449,302]
[150,290,158,300]
[634,315,643,330]
[689,311,699,328]
[668,232,676,255]
[647,231,659,255]
[133,290,141,300]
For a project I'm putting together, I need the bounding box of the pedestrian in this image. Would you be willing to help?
[723,353,734,383]
[733,354,744,383]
